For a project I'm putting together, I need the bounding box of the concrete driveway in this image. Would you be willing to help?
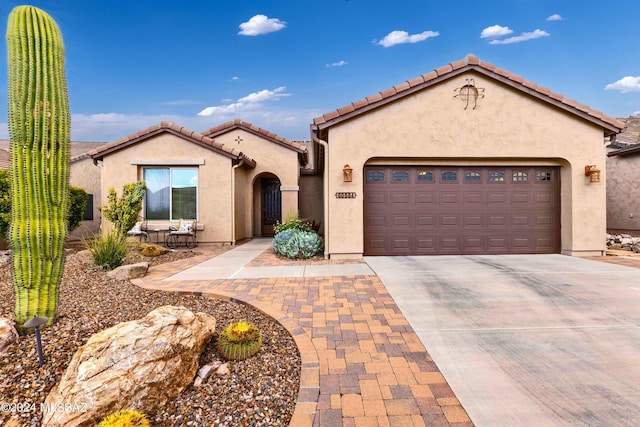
[365,254,640,427]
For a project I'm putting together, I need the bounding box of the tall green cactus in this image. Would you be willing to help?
[6,6,70,334]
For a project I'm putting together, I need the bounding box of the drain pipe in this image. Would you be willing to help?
[230,158,245,245]
[312,127,329,259]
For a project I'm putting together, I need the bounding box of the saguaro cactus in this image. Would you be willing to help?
[6,6,70,334]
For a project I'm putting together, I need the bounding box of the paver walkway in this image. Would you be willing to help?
[133,239,473,426]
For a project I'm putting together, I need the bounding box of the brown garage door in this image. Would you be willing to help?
[364,166,560,255]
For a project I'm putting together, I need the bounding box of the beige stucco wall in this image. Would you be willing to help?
[299,174,324,234]
[323,71,608,258]
[215,129,301,237]
[98,133,235,243]
[606,149,640,230]
[68,157,102,240]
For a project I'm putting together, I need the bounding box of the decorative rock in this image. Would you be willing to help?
[216,362,230,376]
[0,317,18,353]
[197,361,222,381]
[41,306,216,427]
[106,262,149,280]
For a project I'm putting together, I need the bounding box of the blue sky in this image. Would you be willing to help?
[2,0,640,142]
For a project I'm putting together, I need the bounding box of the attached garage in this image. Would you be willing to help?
[364,166,560,255]
[311,55,624,259]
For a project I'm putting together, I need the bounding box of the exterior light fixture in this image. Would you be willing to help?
[343,164,353,182]
[23,316,48,366]
[584,165,601,183]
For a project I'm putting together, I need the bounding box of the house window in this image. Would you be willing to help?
[393,171,409,181]
[536,172,552,181]
[83,194,94,220]
[417,171,433,182]
[441,171,458,182]
[367,170,385,182]
[489,172,505,182]
[513,171,528,182]
[465,171,482,182]
[144,167,198,220]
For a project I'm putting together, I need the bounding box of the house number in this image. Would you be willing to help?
[335,192,357,199]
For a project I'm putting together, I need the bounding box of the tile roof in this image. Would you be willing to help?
[313,55,624,136]
[0,139,108,162]
[202,119,308,154]
[88,121,256,167]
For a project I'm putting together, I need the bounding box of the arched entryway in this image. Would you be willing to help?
[253,173,281,237]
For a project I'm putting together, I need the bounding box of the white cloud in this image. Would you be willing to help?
[605,76,640,93]
[547,14,564,21]
[632,111,640,117]
[326,60,348,68]
[231,76,240,81]
[198,87,291,117]
[238,14,286,36]
[0,122,7,139]
[377,30,439,47]
[480,25,513,39]
[489,29,550,45]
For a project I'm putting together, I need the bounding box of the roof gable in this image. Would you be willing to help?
[313,55,624,137]
[88,121,255,167]
[203,119,308,155]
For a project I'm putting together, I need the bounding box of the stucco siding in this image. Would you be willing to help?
[68,157,102,239]
[606,150,640,230]
[324,71,607,257]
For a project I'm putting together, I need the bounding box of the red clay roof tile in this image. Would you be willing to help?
[435,64,452,76]
[450,59,466,70]
[408,76,425,87]
[394,82,410,92]
[421,70,438,82]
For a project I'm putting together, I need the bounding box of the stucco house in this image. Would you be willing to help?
[89,55,623,257]
[606,117,640,231]
[88,120,311,244]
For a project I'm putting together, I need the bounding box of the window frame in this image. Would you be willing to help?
[143,166,199,221]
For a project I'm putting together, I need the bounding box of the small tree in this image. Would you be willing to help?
[101,181,146,235]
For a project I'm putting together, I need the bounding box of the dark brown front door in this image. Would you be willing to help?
[364,166,561,255]
[261,179,281,236]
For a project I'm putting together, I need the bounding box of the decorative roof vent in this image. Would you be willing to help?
[454,78,485,110]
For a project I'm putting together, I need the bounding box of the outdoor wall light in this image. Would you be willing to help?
[584,165,601,183]
[343,164,353,182]
[23,316,48,366]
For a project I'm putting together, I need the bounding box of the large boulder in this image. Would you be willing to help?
[106,262,149,280]
[41,306,216,427]
[0,317,18,353]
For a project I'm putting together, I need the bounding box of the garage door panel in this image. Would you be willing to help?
[367,192,387,204]
[440,192,460,204]
[390,192,411,204]
[364,166,560,255]
[440,214,461,227]
[416,214,436,227]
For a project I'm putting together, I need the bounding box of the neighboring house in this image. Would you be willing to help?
[88,55,623,257]
[88,121,309,244]
[606,117,640,231]
[311,55,622,258]
[0,139,106,241]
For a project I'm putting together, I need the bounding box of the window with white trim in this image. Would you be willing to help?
[143,167,198,220]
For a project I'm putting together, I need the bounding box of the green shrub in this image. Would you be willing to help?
[273,229,323,259]
[102,181,146,235]
[273,218,312,235]
[0,170,10,237]
[68,186,88,232]
[216,321,262,361]
[87,230,129,270]
[98,409,150,427]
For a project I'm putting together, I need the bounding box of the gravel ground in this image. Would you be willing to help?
[0,246,301,426]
